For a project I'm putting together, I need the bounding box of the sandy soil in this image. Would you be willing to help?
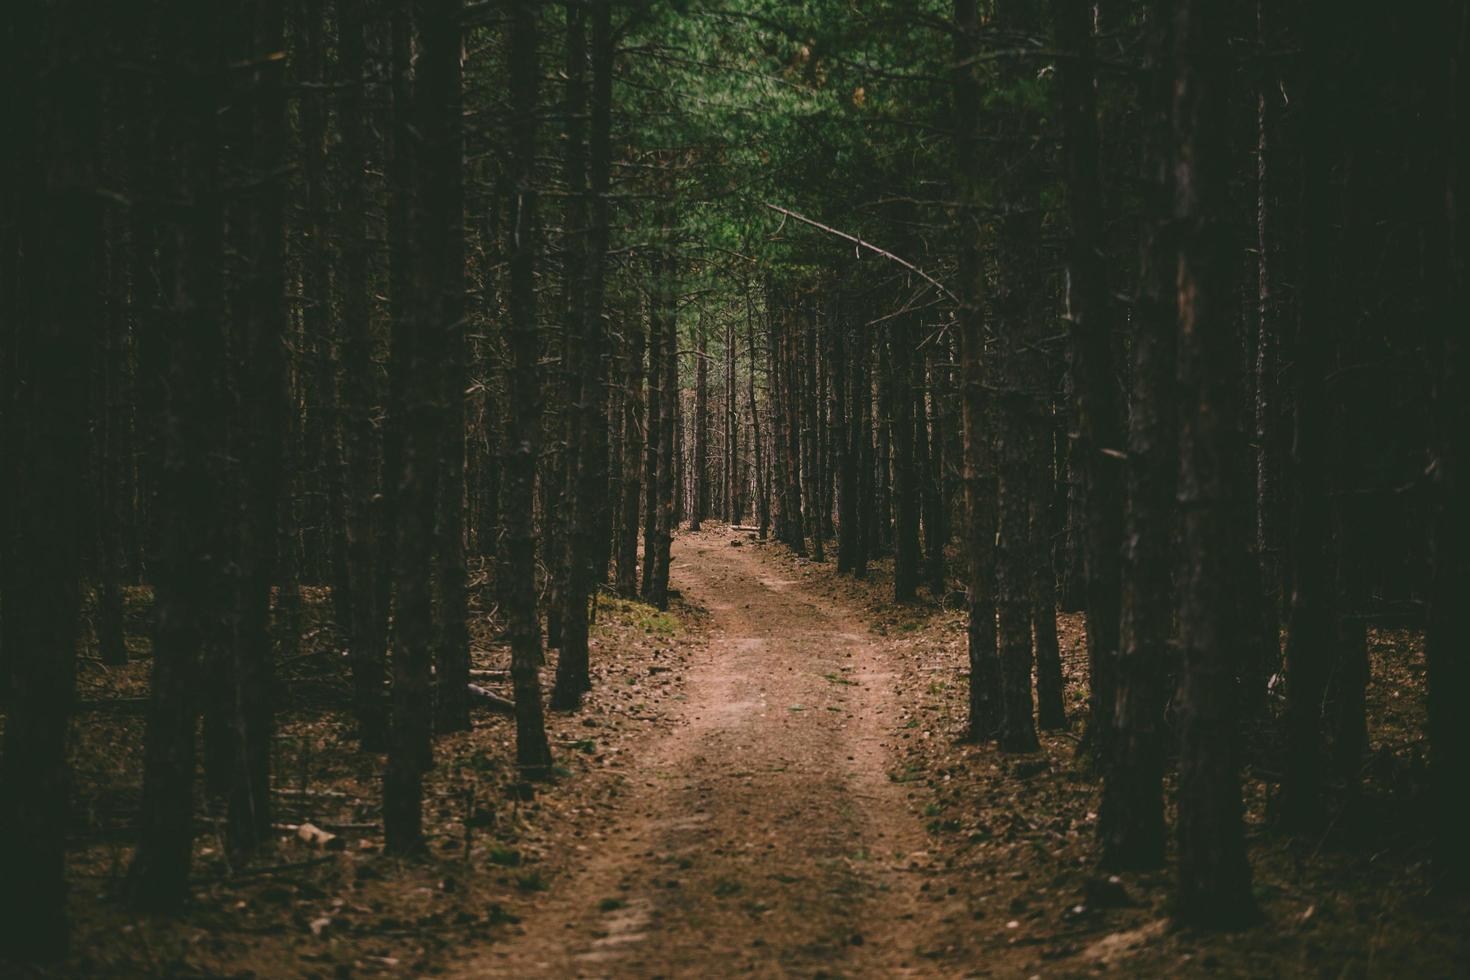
[451,528,983,978]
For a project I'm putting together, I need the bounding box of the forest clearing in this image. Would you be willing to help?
[2,0,1468,976]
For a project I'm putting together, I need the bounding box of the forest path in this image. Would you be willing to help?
[453,527,955,978]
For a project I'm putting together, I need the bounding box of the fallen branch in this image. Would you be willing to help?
[468,683,515,714]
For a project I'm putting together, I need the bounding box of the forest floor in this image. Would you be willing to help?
[24,526,1470,978]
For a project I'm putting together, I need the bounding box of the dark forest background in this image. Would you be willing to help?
[0,0,1466,968]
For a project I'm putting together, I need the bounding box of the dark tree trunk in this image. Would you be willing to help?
[432,0,470,736]
[994,206,1040,754]
[1425,0,1467,891]
[584,3,614,587]
[1252,0,1296,703]
[95,220,130,669]
[552,0,590,706]
[876,333,893,556]
[642,274,665,599]
[889,322,919,601]
[0,2,97,954]
[856,321,875,576]
[1171,0,1257,928]
[298,3,348,642]
[339,0,389,752]
[503,0,553,778]
[952,0,1001,739]
[923,343,947,595]
[385,0,448,853]
[692,313,709,531]
[650,254,678,609]
[914,362,935,588]
[221,0,287,859]
[129,0,227,913]
[767,289,788,544]
[1099,0,1175,873]
[617,304,646,595]
[803,300,824,561]
[1281,6,1340,834]
[726,311,739,524]
[782,299,806,555]
[748,290,769,540]
[834,308,857,573]
[1032,422,1065,731]
[1053,0,1126,763]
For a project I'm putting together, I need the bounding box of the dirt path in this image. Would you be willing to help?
[451,529,958,978]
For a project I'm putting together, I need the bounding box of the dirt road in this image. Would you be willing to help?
[452,529,959,977]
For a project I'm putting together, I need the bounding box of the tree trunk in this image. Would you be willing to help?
[923,343,947,595]
[748,289,769,540]
[338,0,388,752]
[129,0,227,913]
[692,313,709,531]
[803,299,824,561]
[642,273,665,599]
[1032,422,1065,731]
[1425,0,1467,891]
[953,0,1001,738]
[650,253,678,609]
[1053,0,1126,763]
[1172,0,1257,927]
[0,2,97,953]
[1099,0,1175,873]
[552,0,591,708]
[503,0,553,778]
[385,0,449,853]
[1281,4,1339,834]
[889,321,919,602]
[432,0,470,736]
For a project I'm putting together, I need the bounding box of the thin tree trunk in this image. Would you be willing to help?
[385,2,444,853]
[338,0,388,751]
[889,321,919,601]
[503,0,553,778]
[1053,0,1126,763]
[650,253,678,609]
[432,0,469,735]
[953,0,1001,738]
[642,278,664,599]
[552,0,590,705]
[692,313,709,531]
[747,289,768,539]
[803,299,824,561]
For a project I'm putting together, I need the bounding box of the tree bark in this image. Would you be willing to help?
[1099,0,1175,873]
[952,0,1001,736]
[338,0,389,751]
[503,0,553,778]
[889,320,919,601]
[0,2,97,953]
[1053,0,1126,763]
[1171,0,1257,927]
[129,0,227,913]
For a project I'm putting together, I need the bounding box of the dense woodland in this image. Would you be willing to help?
[1,0,1467,972]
